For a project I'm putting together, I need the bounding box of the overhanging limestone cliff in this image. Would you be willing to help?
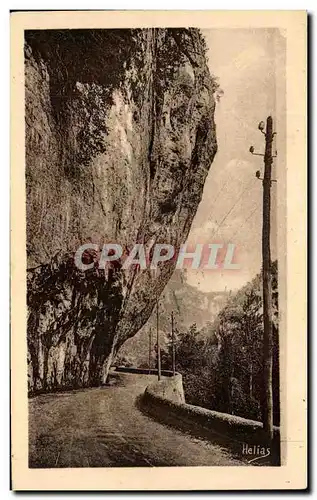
[25,28,217,392]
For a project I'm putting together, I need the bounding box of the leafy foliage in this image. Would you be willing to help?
[159,261,280,424]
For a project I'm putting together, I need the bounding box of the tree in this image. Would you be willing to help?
[209,261,279,422]
[148,263,279,425]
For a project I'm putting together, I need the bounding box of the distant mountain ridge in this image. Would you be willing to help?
[118,271,229,366]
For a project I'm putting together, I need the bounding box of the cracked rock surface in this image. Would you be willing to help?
[25,28,217,392]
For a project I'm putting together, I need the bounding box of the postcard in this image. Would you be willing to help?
[11,10,307,490]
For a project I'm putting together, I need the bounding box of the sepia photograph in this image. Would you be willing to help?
[10,10,307,491]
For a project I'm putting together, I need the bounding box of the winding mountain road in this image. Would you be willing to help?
[29,372,245,468]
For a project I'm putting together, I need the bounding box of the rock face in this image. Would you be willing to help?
[118,272,229,368]
[25,28,217,392]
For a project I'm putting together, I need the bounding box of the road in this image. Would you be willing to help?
[29,372,246,467]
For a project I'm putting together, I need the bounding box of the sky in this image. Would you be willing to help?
[185,28,286,293]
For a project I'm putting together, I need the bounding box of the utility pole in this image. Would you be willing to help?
[250,116,276,443]
[156,300,161,381]
[262,116,274,442]
[171,311,176,376]
[148,327,152,374]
